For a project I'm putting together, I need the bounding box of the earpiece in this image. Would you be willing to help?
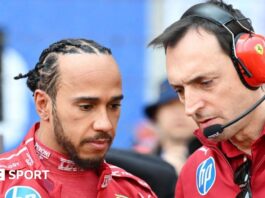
[236,33,265,88]
[181,3,265,89]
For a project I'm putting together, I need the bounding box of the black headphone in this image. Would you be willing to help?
[180,3,265,90]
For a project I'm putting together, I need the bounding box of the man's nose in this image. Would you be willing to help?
[93,110,113,132]
[184,90,205,117]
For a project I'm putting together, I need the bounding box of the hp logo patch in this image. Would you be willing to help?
[196,157,216,195]
[5,186,41,198]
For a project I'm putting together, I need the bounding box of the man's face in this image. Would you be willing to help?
[51,53,122,169]
[155,100,197,141]
[166,28,257,141]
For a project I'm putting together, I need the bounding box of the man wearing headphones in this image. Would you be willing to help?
[150,0,265,197]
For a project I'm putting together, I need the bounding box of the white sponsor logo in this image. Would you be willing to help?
[101,174,112,188]
[25,153,34,166]
[199,147,209,155]
[0,162,20,169]
[35,142,51,159]
[58,158,79,171]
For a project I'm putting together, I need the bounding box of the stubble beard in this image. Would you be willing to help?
[52,106,110,170]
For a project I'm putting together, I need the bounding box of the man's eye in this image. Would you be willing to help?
[110,103,121,110]
[175,88,183,94]
[79,104,93,111]
[175,88,184,96]
[201,80,213,86]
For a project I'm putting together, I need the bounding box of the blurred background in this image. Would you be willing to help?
[0,0,264,152]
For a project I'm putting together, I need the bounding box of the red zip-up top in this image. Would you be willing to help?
[175,126,265,198]
[0,123,157,198]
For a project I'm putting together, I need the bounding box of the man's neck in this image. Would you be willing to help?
[230,102,265,155]
[36,122,66,155]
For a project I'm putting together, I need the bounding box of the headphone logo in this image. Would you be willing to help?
[255,44,263,55]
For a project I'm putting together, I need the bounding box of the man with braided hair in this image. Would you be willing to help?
[0,39,157,198]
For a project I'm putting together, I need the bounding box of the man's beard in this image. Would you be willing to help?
[52,106,113,170]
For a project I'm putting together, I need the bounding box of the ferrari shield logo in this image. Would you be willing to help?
[255,44,263,55]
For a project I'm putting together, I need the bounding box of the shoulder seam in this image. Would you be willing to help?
[0,147,27,161]
[0,137,33,161]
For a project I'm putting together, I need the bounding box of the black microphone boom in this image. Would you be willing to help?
[204,94,265,138]
[203,124,223,138]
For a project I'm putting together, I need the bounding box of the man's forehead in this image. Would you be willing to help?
[57,53,112,66]
[168,70,216,87]
[57,53,119,75]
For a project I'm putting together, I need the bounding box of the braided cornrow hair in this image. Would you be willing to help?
[14,38,112,100]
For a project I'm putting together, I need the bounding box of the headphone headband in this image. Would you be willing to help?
[180,3,251,36]
[181,3,235,25]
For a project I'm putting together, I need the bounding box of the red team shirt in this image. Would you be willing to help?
[175,125,265,197]
[0,123,157,198]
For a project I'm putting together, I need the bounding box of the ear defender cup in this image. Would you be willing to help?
[236,33,265,88]
[180,3,265,90]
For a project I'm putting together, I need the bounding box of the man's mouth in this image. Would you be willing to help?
[81,138,111,151]
[198,118,217,130]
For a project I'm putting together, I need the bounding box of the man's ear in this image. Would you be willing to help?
[34,89,52,121]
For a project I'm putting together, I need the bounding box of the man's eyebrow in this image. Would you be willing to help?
[72,97,99,103]
[172,72,215,88]
[111,95,124,101]
[186,75,206,85]
[72,95,124,103]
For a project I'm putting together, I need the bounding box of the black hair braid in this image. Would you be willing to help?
[14,62,45,93]
[14,38,112,97]
[26,63,45,93]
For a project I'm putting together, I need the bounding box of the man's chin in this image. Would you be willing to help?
[75,156,104,170]
[79,149,107,162]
